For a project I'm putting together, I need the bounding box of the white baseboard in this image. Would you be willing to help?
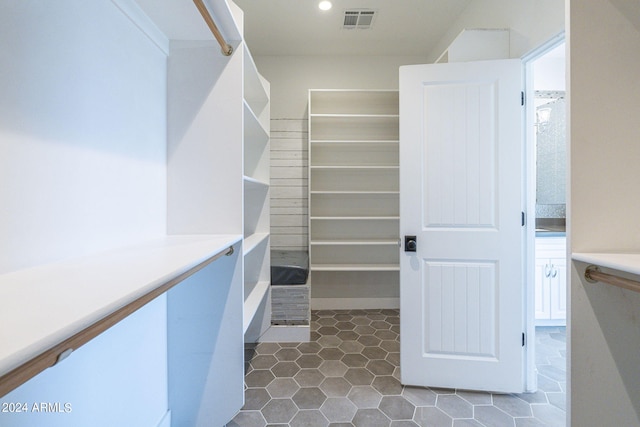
[259,325,310,342]
[311,297,400,310]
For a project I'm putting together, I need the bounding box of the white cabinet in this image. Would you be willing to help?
[435,28,510,64]
[308,90,399,307]
[535,236,567,325]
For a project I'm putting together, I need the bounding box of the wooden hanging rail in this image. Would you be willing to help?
[0,244,235,398]
[585,265,640,293]
[193,0,234,56]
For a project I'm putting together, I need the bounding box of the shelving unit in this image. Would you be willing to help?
[243,45,271,343]
[0,0,268,425]
[308,90,400,307]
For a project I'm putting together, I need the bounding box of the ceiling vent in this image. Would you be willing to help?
[343,10,376,30]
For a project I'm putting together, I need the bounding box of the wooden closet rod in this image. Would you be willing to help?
[193,0,234,56]
[585,265,640,293]
[0,245,235,398]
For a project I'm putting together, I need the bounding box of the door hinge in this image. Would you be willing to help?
[521,211,525,226]
[522,332,526,347]
[521,91,525,106]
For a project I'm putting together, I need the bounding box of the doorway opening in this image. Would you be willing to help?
[524,35,567,417]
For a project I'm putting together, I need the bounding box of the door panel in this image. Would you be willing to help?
[423,82,497,228]
[423,261,496,357]
[400,59,524,393]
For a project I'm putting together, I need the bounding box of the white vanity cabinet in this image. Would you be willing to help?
[535,236,567,325]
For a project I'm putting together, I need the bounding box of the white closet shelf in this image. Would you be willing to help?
[310,165,399,170]
[244,232,269,255]
[243,280,270,333]
[0,234,241,379]
[310,216,400,220]
[572,252,640,276]
[244,101,269,144]
[244,175,269,189]
[311,239,399,246]
[243,46,269,114]
[310,114,400,118]
[311,264,400,272]
[310,191,400,195]
[310,140,399,144]
[135,0,242,42]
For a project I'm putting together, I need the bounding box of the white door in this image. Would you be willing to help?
[399,59,525,393]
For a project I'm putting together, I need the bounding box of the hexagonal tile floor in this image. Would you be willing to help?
[227,310,566,427]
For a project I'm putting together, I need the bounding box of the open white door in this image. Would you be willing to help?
[399,59,525,393]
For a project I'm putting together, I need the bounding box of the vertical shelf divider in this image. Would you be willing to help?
[243,43,271,343]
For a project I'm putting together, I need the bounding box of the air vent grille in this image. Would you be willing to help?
[343,10,376,29]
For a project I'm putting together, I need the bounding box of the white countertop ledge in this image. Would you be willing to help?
[0,234,241,378]
[572,252,640,276]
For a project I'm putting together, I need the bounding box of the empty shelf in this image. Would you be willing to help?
[573,252,640,276]
[244,233,269,255]
[244,175,269,189]
[244,280,270,333]
[310,216,400,220]
[0,234,241,395]
[311,264,400,272]
[311,239,399,246]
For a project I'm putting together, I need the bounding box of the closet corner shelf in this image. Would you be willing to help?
[243,101,269,142]
[310,113,399,118]
[243,46,269,112]
[310,216,400,220]
[310,190,399,195]
[243,280,270,333]
[244,175,269,189]
[572,252,640,276]
[244,232,269,255]
[311,239,399,246]
[0,234,242,390]
[310,140,399,144]
[311,264,400,272]
[310,165,399,170]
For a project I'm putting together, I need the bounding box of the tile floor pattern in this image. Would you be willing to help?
[227,309,566,427]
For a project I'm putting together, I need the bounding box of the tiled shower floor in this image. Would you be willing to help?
[228,310,566,427]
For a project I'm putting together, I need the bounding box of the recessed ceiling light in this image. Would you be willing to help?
[319,1,332,11]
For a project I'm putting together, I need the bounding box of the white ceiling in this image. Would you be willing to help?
[233,0,472,56]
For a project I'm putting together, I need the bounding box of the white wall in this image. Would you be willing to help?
[255,55,426,120]
[427,0,565,63]
[0,0,167,274]
[533,44,566,91]
[569,1,640,425]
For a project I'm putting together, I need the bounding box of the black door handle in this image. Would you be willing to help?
[404,235,417,252]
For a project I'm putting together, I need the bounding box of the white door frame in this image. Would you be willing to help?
[521,31,566,392]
